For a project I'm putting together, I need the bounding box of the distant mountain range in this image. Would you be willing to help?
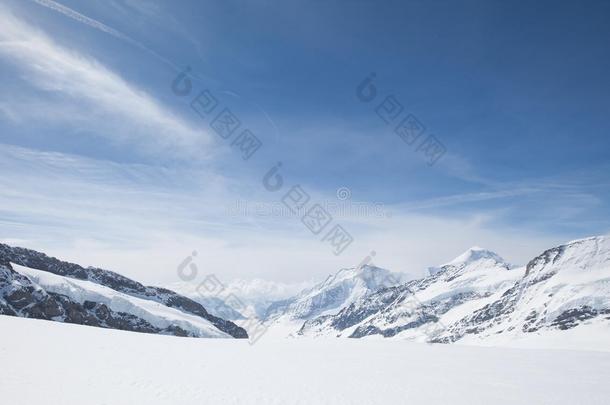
[169,278,312,320]
[291,236,610,344]
[2,236,609,345]
[298,246,521,339]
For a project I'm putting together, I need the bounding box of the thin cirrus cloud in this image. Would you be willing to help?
[0,143,590,284]
[0,6,209,158]
[29,0,181,71]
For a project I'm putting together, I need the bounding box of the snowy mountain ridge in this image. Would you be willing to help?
[2,236,609,345]
[259,264,409,337]
[0,244,248,338]
[296,236,610,344]
[427,246,512,275]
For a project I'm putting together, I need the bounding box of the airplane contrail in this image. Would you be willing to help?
[29,0,281,140]
[30,0,181,72]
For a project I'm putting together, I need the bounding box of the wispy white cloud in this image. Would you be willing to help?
[0,144,579,285]
[29,0,218,87]
[393,188,538,211]
[0,6,210,158]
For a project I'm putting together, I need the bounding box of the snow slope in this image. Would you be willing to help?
[12,264,229,338]
[1,315,609,405]
[0,243,247,338]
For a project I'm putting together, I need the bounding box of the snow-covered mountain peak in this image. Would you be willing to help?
[525,235,610,277]
[324,265,399,289]
[565,235,608,246]
[446,246,507,267]
[298,236,610,343]
[263,264,407,332]
[428,246,511,276]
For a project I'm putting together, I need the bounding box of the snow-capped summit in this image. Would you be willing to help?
[525,235,610,277]
[303,236,609,344]
[299,244,521,339]
[317,264,406,294]
[432,235,610,344]
[268,264,408,321]
[428,246,511,276]
[263,264,408,336]
[446,246,508,267]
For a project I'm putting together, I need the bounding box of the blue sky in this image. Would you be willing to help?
[0,0,609,284]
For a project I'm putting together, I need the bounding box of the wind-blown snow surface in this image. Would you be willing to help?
[1,316,609,405]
